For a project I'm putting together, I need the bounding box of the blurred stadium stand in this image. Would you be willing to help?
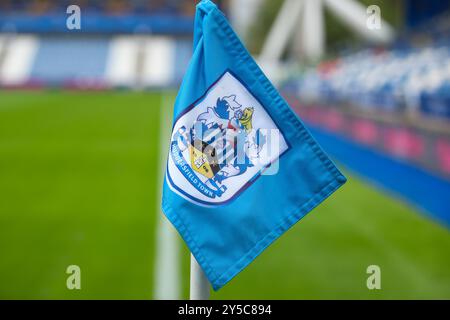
[0,0,196,34]
[281,7,450,225]
[0,0,201,88]
[284,45,450,119]
[0,34,192,88]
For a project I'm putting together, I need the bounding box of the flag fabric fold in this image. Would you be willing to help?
[162,0,346,290]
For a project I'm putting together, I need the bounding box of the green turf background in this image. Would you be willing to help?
[0,91,449,299]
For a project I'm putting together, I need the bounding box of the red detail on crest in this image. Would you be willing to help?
[227,121,237,131]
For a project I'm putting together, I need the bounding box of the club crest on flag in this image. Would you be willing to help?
[166,71,289,206]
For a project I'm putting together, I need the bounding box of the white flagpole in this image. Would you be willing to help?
[154,93,180,300]
[190,254,210,300]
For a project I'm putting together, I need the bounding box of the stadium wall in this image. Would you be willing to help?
[0,34,192,89]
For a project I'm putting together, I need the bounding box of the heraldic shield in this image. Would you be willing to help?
[166,71,289,206]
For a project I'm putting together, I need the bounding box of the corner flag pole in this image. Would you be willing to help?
[190,254,210,299]
[154,93,180,300]
[189,2,218,300]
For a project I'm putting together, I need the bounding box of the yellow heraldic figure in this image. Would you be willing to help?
[238,107,254,132]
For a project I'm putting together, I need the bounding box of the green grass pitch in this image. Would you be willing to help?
[0,91,449,299]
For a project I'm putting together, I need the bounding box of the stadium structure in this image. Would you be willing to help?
[0,0,449,299]
[280,1,450,225]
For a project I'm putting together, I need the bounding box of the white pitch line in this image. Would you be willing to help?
[153,92,181,300]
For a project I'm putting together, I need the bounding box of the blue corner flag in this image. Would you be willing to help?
[162,0,346,290]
